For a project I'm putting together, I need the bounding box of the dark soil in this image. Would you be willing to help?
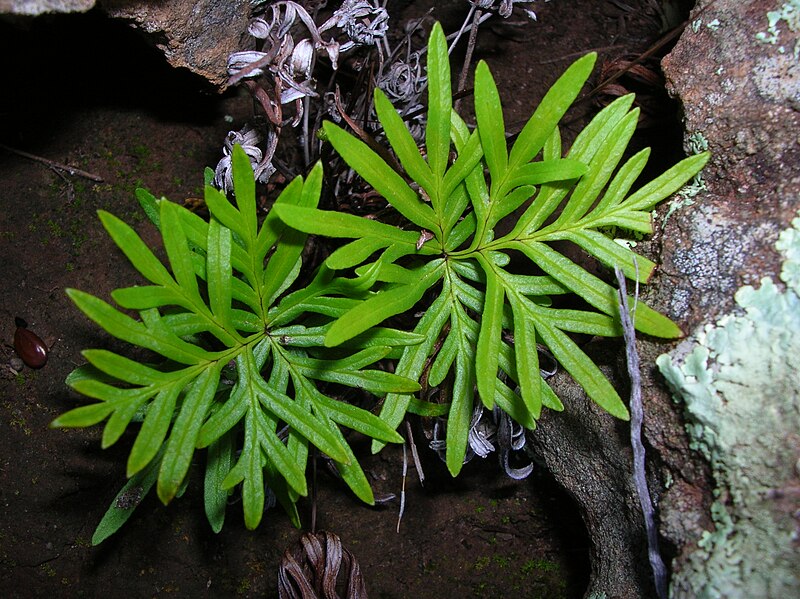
[0,2,691,596]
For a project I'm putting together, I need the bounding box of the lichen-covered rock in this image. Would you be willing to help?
[658,212,800,597]
[99,0,251,90]
[0,0,94,14]
[654,1,800,597]
[659,0,800,332]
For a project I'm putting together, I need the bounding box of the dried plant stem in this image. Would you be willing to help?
[302,95,312,167]
[614,264,667,599]
[0,144,103,182]
[397,440,407,533]
[449,5,477,56]
[455,8,483,112]
[311,449,318,534]
[563,0,722,121]
[405,420,424,486]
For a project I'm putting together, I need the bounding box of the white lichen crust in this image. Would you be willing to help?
[657,213,800,598]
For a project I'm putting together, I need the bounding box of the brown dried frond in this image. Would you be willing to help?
[595,55,669,127]
[278,531,368,599]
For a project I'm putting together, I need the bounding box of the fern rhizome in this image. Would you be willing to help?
[53,23,709,541]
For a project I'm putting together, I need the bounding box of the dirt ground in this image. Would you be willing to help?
[0,1,691,596]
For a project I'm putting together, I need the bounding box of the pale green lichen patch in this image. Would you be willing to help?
[657,213,800,598]
[662,132,708,229]
[751,1,800,109]
[755,0,800,57]
[776,214,800,288]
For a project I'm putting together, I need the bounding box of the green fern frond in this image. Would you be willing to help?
[275,22,709,474]
[56,20,710,537]
[54,146,418,539]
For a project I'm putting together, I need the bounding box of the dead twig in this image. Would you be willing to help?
[583,0,722,104]
[536,45,627,64]
[397,440,407,533]
[615,263,667,599]
[0,144,103,182]
[510,0,722,134]
[332,86,406,177]
[455,7,483,112]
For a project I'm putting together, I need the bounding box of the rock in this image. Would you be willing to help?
[658,243,800,597]
[1,0,251,90]
[99,0,252,90]
[657,0,800,596]
[0,0,95,15]
[659,0,800,332]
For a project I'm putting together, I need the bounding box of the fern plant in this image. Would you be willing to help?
[54,22,709,540]
[52,147,422,541]
[274,23,709,475]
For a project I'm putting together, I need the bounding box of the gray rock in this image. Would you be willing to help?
[657,1,800,596]
[99,0,251,90]
[0,0,95,15]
